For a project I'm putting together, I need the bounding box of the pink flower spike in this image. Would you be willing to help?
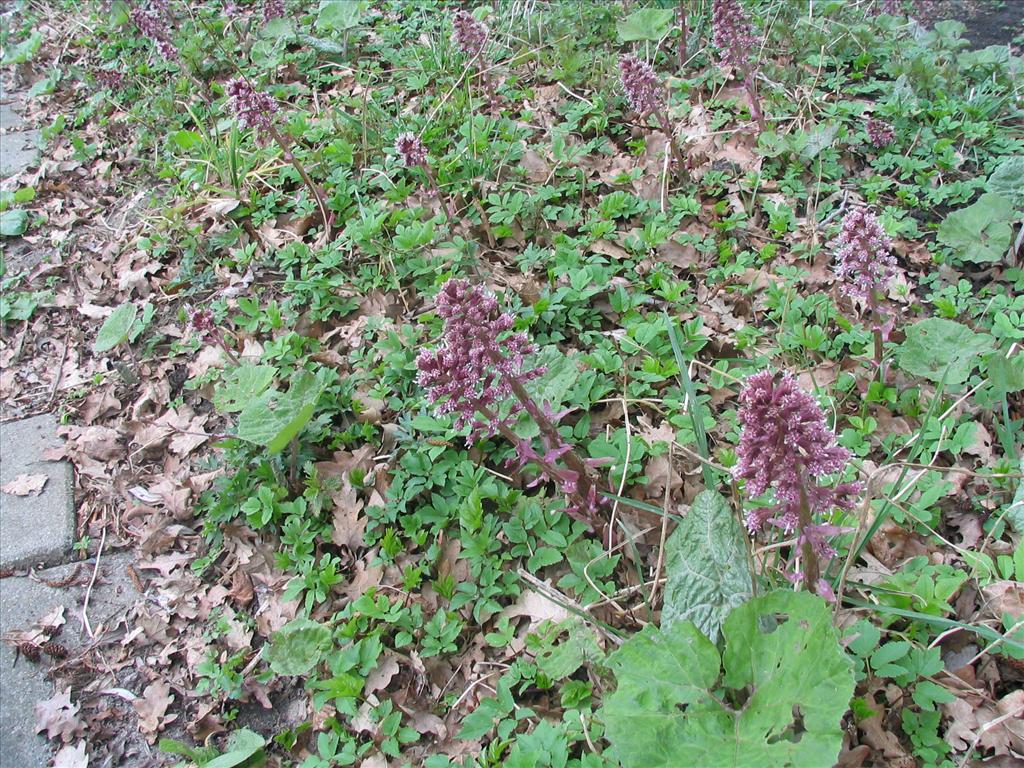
[712,0,758,69]
[833,208,896,300]
[263,0,285,22]
[130,7,179,60]
[619,54,663,116]
[866,118,895,148]
[226,78,278,133]
[395,132,428,168]
[452,10,488,57]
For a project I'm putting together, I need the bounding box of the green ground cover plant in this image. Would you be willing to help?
[1,1,1022,767]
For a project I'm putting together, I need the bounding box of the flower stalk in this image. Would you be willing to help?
[712,0,766,131]
[619,55,687,177]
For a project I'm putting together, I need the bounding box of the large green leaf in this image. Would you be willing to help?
[265,618,332,676]
[0,209,28,237]
[662,491,752,642]
[203,728,266,768]
[895,318,994,387]
[236,371,323,453]
[937,192,1015,263]
[987,156,1024,205]
[93,303,138,353]
[316,0,365,32]
[214,364,276,414]
[603,591,855,768]
[1009,457,1024,535]
[616,8,676,42]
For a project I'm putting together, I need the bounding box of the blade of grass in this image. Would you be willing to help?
[664,311,714,488]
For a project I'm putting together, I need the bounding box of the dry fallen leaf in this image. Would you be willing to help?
[2,473,49,496]
[35,688,84,742]
[133,679,176,742]
[52,741,88,768]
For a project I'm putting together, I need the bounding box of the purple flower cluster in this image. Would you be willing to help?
[416,279,540,432]
[130,7,178,60]
[619,55,663,116]
[736,371,858,596]
[866,118,895,148]
[96,69,124,90]
[226,78,277,132]
[190,308,216,335]
[263,0,284,22]
[395,132,428,168]
[712,0,758,69]
[833,208,895,300]
[452,10,488,57]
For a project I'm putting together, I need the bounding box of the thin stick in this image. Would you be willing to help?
[81,526,106,639]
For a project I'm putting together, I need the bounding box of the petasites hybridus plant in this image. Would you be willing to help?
[451,10,498,112]
[417,279,606,525]
[866,117,895,148]
[395,132,455,224]
[711,0,765,130]
[263,0,284,23]
[735,371,858,598]
[190,308,239,365]
[130,6,178,61]
[226,78,331,237]
[618,55,686,174]
[833,207,896,377]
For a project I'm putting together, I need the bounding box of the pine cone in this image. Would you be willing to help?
[41,641,69,659]
[18,641,41,662]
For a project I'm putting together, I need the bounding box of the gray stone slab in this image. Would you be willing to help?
[0,415,75,570]
[0,554,138,768]
[1,91,41,180]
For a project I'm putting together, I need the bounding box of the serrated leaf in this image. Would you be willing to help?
[896,318,994,387]
[0,209,28,237]
[937,193,1015,263]
[662,490,752,642]
[236,371,323,453]
[214,365,276,414]
[616,8,675,42]
[603,591,855,768]
[93,303,138,353]
[266,618,332,676]
[513,346,580,438]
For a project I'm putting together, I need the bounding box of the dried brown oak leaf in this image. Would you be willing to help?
[1,473,48,496]
[34,688,84,742]
[133,679,176,742]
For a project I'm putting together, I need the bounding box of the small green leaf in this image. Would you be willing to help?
[662,490,752,642]
[896,318,994,386]
[616,8,676,42]
[937,193,1015,264]
[0,209,28,237]
[266,618,332,676]
[93,303,138,353]
[171,129,203,150]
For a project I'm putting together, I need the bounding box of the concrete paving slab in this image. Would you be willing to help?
[0,554,138,768]
[0,415,75,570]
[1,90,42,180]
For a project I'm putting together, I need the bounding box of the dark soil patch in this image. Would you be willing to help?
[917,0,1023,50]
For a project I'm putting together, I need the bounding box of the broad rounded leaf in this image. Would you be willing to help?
[214,365,276,414]
[896,318,994,387]
[266,618,332,676]
[603,591,855,768]
[987,156,1023,204]
[662,490,752,642]
[203,728,266,768]
[93,303,138,353]
[236,371,323,454]
[937,193,1015,264]
[0,209,28,237]
[616,8,676,42]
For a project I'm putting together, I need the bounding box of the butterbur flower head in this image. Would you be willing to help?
[395,132,428,168]
[833,208,895,300]
[190,308,215,334]
[96,69,124,90]
[130,7,179,60]
[227,78,277,132]
[452,10,488,57]
[712,0,758,69]
[263,0,284,22]
[416,279,541,431]
[619,54,663,115]
[735,371,851,508]
[866,118,895,148]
